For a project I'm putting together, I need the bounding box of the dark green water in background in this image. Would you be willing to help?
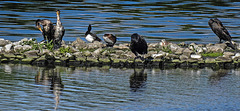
[1,0,240,43]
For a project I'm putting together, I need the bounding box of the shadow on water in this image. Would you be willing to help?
[129,68,147,92]
[208,69,228,85]
[35,67,64,110]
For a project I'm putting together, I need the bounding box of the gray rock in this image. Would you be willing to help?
[223,52,235,57]
[73,52,83,58]
[14,45,32,53]
[4,44,12,52]
[178,42,186,46]
[66,53,72,58]
[12,41,22,46]
[148,43,159,48]
[83,51,91,57]
[175,48,184,55]
[87,41,104,49]
[190,54,202,59]
[101,50,109,57]
[216,56,232,62]
[232,53,240,61]
[40,49,51,55]
[169,43,180,53]
[20,38,28,42]
[167,54,179,59]
[197,44,205,47]
[0,39,11,46]
[205,58,215,63]
[24,50,39,58]
[180,55,188,61]
[72,38,87,49]
[152,51,166,59]
[125,51,135,58]
[113,44,129,50]
[214,43,227,49]
[115,50,125,55]
[23,45,32,50]
[110,54,119,58]
[145,51,157,57]
[69,47,79,53]
[92,48,103,57]
[196,47,204,53]
[182,48,193,57]
[207,46,224,53]
[206,43,214,47]
[189,43,198,50]
[0,47,2,52]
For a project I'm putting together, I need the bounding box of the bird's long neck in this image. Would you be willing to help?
[56,13,62,26]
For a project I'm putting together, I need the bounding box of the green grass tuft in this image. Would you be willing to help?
[201,52,223,57]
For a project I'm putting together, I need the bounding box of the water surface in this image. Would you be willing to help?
[0,64,240,110]
[1,0,240,44]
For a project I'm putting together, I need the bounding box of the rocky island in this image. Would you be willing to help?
[0,38,240,69]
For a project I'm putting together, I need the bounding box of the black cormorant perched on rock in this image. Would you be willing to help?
[36,19,54,42]
[103,34,117,47]
[85,24,101,43]
[53,10,65,49]
[208,18,235,50]
[130,33,148,61]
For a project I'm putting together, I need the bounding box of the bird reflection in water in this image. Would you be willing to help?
[209,69,228,85]
[130,68,147,92]
[35,67,64,110]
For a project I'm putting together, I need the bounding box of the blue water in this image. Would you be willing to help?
[0,64,240,110]
[1,1,240,110]
[1,0,240,44]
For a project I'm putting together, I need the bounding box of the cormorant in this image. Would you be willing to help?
[208,18,235,50]
[53,10,65,49]
[36,19,54,42]
[130,33,148,61]
[103,34,117,47]
[85,24,101,42]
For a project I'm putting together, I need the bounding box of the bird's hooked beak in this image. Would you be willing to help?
[37,25,43,32]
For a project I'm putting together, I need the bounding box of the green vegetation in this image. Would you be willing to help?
[44,40,54,51]
[201,52,223,57]
[22,39,54,51]
[59,47,72,54]
[162,45,172,53]
[79,48,95,52]
[22,38,37,45]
